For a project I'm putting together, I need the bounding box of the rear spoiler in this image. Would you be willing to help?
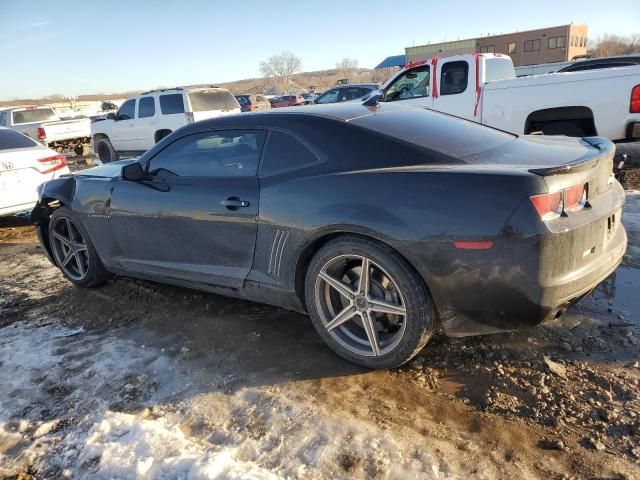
[528,136,614,176]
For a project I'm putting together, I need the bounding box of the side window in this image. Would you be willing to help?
[0,111,7,126]
[138,97,155,118]
[260,131,319,176]
[147,130,265,178]
[340,87,370,101]
[159,94,185,114]
[384,66,430,101]
[440,61,469,95]
[316,89,340,104]
[117,99,136,120]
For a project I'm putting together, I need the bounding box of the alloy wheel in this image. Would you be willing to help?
[315,255,407,357]
[50,216,89,281]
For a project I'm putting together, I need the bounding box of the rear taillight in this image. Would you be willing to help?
[38,154,67,174]
[631,84,640,113]
[530,184,587,220]
[36,127,47,140]
[530,192,562,220]
[563,184,586,210]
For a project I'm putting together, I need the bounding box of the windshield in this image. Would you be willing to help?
[353,108,515,160]
[188,90,239,112]
[385,66,431,101]
[12,107,58,124]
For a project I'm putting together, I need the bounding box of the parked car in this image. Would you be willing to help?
[270,95,305,108]
[556,55,640,73]
[32,103,626,369]
[373,53,640,162]
[0,127,69,216]
[312,84,379,104]
[302,93,318,103]
[90,87,240,163]
[0,105,91,156]
[235,94,272,112]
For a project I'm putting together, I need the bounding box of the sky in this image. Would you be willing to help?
[0,0,638,100]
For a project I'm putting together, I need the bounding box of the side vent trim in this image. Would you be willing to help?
[268,229,289,277]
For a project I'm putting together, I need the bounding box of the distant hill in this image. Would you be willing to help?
[0,67,387,107]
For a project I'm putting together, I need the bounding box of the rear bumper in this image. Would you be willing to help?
[420,183,627,337]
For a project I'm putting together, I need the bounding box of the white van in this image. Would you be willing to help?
[91,87,240,162]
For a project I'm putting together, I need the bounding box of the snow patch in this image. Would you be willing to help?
[80,411,278,479]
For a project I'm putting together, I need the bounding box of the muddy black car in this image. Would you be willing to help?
[31,103,627,368]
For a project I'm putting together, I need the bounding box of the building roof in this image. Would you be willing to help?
[375,55,406,69]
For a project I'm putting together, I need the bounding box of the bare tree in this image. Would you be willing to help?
[259,51,302,93]
[336,58,358,81]
[588,33,640,57]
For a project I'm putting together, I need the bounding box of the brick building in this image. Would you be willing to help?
[404,24,588,67]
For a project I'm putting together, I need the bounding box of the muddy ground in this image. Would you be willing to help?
[0,169,639,478]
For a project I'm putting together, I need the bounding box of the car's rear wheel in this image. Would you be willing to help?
[95,137,117,163]
[49,208,111,287]
[305,236,436,369]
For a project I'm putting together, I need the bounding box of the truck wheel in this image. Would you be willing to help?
[95,138,118,163]
[73,144,84,157]
[541,122,585,137]
[155,130,172,143]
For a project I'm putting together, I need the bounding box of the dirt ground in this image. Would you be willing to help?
[1,170,639,478]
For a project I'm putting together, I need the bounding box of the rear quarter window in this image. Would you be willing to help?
[440,61,469,95]
[160,94,186,114]
[187,90,239,112]
[0,129,38,150]
[260,131,320,176]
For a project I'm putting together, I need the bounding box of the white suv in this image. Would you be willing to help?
[91,87,240,162]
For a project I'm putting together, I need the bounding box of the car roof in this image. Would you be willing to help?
[185,102,439,127]
[328,83,378,88]
[557,55,640,71]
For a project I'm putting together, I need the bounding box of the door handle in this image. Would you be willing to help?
[221,197,250,209]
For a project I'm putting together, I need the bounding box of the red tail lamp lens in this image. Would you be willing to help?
[38,154,67,174]
[564,184,585,209]
[530,192,562,219]
[631,84,640,113]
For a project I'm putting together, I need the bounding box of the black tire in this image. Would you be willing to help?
[540,121,585,137]
[73,144,84,157]
[48,207,111,287]
[305,236,437,369]
[155,130,172,143]
[95,137,118,163]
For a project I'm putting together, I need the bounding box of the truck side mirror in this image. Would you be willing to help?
[106,113,117,121]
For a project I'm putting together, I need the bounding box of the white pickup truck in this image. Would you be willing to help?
[0,105,91,156]
[374,53,640,162]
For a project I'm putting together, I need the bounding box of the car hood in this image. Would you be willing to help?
[75,159,137,178]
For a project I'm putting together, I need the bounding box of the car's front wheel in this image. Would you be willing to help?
[49,207,111,287]
[305,236,437,369]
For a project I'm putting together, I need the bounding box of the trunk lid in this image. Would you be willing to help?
[0,149,52,209]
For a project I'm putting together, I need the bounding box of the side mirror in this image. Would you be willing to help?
[121,162,144,181]
[107,112,117,120]
[362,89,385,106]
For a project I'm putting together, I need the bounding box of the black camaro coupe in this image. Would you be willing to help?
[31,103,627,368]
